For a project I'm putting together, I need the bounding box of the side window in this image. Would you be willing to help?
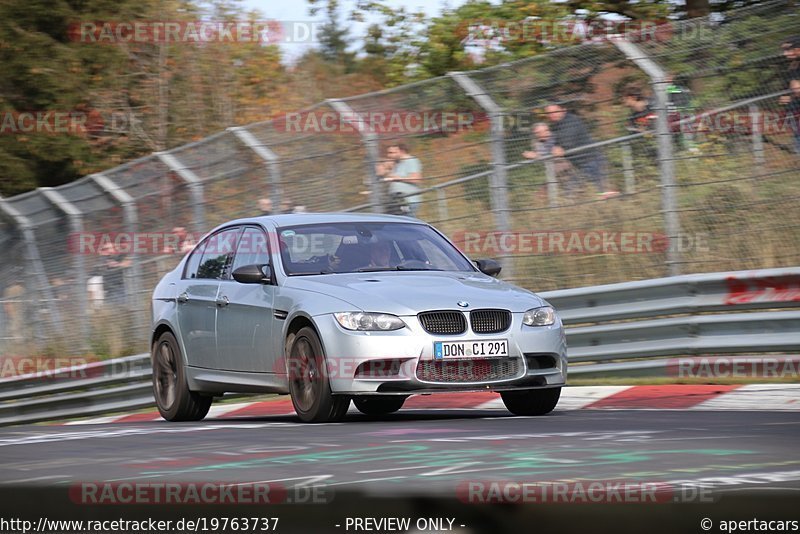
[231,227,271,273]
[183,241,206,279]
[196,227,242,280]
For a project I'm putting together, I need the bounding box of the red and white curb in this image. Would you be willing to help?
[64,384,800,425]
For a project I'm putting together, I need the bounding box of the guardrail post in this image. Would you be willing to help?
[0,197,60,346]
[327,99,383,213]
[749,104,765,166]
[91,173,145,336]
[449,72,513,278]
[612,39,681,276]
[621,141,636,194]
[227,127,283,214]
[38,188,90,351]
[156,152,206,231]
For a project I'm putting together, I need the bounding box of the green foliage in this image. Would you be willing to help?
[0,0,148,195]
[0,0,294,197]
[308,0,357,71]
[0,0,792,198]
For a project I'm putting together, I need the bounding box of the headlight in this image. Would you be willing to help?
[334,312,406,331]
[523,306,556,326]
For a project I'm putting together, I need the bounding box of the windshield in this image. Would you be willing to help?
[277,222,475,276]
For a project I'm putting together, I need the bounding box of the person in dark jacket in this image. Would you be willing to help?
[781,36,800,85]
[779,79,800,154]
[544,103,617,197]
[622,89,656,133]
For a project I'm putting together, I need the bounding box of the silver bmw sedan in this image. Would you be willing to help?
[151,213,567,423]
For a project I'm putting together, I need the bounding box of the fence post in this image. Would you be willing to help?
[38,188,90,352]
[545,160,559,206]
[436,188,449,224]
[612,39,681,276]
[449,71,513,278]
[327,99,383,213]
[621,141,636,194]
[156,152,207,231]
[0,197,61,346]
[749,104,765,166]
[227,127,283,213]
[91,173,145,336]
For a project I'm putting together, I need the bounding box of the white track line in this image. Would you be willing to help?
[60,385,800,426]
[691,384,800,411]
[475,386,632,411]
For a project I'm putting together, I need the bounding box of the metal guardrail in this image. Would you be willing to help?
[541,266,800,324]
[0,354,153,425]
[0,267,798,426]
[570,355,800,378]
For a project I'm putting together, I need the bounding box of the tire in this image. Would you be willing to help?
[353,395,408,416]
[152,331,211,422]
[287,327,350,423]
[501,387,561,416]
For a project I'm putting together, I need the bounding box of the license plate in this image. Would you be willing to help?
[433,339,509,359]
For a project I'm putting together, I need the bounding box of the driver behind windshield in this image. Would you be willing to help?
[366,241,393,268]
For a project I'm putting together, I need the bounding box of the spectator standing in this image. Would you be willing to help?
[623,82,697,152]
[621,89,659,160]
[163,226,195,255]
[781,36,800,85]
[523,122,579,192]
[523,122,557,158]
[376,143,423,216]
[257,198,273,216]
[96,242,131,305]
[622,90,656,134]
[780,79,800,154]
[544,103,617,197]
[778,38,800,154]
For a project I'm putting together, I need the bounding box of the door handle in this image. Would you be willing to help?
[177,292,189,304]
[215,295,229,308]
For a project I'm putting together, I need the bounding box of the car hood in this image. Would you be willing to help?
[282,271,546,315]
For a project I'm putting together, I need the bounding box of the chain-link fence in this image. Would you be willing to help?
[1,0,798,357]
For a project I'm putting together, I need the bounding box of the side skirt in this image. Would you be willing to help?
[187,366,290,395]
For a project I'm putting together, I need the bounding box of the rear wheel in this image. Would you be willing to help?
[501,387,561,416]
[288,327,350,423]
[353,395,408,416]
[152,331,211,421]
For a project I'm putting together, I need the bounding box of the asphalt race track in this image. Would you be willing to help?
[0,407,798,533]
[1,409,799,491]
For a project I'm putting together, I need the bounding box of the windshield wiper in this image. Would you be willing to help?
[355,266,398,272]
[355,266,444,273]
[398,266,444,271]
[289,270,335,276]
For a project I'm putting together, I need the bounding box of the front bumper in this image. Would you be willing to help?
[314,312,568,395]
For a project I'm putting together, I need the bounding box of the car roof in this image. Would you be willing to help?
[222,212,425,228]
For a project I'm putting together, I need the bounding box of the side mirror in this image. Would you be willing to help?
[475,259,502,277]
[232,264,272,284]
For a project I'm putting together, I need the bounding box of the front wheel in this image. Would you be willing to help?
[152,331,211,421]
[501,387,561,416]
[287,327,350,423]
[353,395,408,416]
